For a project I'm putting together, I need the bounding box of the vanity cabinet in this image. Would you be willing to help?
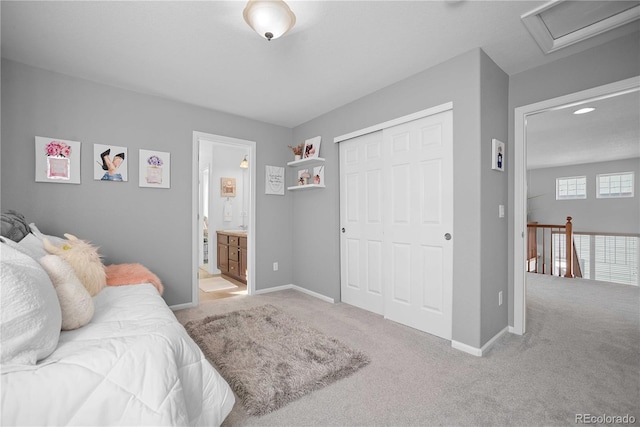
[217,231,247,284]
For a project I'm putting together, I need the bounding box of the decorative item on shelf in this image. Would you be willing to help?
[313,165,324,185]
[288,143,304,161]
[298,169,310,185]
[303,136,321,159]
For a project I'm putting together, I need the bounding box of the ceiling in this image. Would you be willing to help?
[2,0,639,130]
[2,1,639,169]
[526,89,640,169]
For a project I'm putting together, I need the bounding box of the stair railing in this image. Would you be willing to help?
[527,216,574,278]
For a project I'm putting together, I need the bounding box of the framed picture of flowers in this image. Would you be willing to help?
[35,136,81,184]
[139,149,170,188]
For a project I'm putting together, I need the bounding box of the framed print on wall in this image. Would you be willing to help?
[265,165,285,195]
[491,138,505,171]
[35,136,81,184]
[221,177,236,197]
[139,149,170,188]
[94,144,128,182]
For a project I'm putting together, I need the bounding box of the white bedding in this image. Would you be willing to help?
[1,284,235,426]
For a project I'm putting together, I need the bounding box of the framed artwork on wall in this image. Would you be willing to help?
[221,177,236,197]
[94,144,128,182]
[139,149,170,189]
[265,165,285,195]
[35,136,81,184]
[492,138,505,171]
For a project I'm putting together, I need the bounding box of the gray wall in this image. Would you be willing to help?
[479,52,509,344]
[292,48,509,349]
[507,32,640,326]
[528,158,640,234]
[1,58,294,306]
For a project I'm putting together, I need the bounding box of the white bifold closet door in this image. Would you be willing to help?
[339,109,453,340]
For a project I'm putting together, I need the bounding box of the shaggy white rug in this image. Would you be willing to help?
[185,304,370,415]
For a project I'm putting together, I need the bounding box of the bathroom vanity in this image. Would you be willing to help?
[216,230,247,284]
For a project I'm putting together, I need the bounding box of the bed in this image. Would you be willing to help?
[0,216,235,426]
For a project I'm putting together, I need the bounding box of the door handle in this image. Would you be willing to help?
[444,233,451,240]
[341,228,346,233]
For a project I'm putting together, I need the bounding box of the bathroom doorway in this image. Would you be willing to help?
[192,131,256,304]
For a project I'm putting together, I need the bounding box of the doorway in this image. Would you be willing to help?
[192,131,256,305]
[512,76,639,334]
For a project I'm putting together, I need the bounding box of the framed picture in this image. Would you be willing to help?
[221,177,236,197]
[35,136,81,184]
[492,138,505,171]
[303,136,321,159]
[265,165,285,195]
[94,143,128,182]
[139,149,170,188]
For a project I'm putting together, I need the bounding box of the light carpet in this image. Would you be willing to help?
[184,304,370,416]
[199,276,238,293]
[175,275,639,426]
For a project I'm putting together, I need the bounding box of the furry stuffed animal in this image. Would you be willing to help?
[43,233,106,297]
[40,255,94,330]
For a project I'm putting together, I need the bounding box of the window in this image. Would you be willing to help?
[556,176,586,200]
[597,172,634,198]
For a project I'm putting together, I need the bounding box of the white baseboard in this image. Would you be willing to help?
[255,284,335,304]
[451,340,482,357]
[451,326,509,357]
[170,301,196,311]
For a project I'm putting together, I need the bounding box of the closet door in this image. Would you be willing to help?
[339,131,385,315]
[382,110,453,340]
[339,109,453,340]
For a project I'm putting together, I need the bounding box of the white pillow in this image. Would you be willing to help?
[17,232,48,259]
[19,223,66,260]
[39,255,94,331]
[1,243,62,365]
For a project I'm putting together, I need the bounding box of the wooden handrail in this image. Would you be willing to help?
[526,216,574,277]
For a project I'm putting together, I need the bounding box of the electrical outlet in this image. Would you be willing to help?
[273,262,278,271]
[498,291,503,306]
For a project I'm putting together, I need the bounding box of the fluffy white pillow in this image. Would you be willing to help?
[39,255,94,331]
[0,243,62,365]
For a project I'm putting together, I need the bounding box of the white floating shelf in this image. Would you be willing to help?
[287,157,325,167]
[287,184,326,191]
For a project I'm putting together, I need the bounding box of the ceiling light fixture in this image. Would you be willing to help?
[243,0,296,41]
[573,107,595,115]
[240,155,249,169]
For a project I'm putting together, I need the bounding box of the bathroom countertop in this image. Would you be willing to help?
[216,230,248,238]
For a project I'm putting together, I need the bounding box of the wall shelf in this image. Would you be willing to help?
[287,157,325,167]
[287,157,326,191]
[287,184,326,191]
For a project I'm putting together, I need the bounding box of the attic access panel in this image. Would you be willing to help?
[522,0,640,54]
